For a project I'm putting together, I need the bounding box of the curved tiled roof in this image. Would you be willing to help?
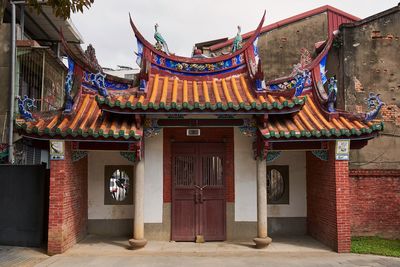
[97,74,306,113]
[259,94,383,139]
[130,11,266,68]
[16,94,142,140]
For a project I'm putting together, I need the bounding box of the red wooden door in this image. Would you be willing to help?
[171,143,226,241]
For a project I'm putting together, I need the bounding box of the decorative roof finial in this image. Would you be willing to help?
[84,44,102,72]
[327,76,337,112]
[154,23,170,55]
[364,93,384,122]
[232,25,242,53]
[17,95,36,121]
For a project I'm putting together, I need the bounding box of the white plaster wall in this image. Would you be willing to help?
[234,128,307,221]
[88,151,134,219]
[234,128,257,221]
[144,131,163,223]
[267,151,307,218]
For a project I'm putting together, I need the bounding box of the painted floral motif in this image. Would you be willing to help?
[154,54,243,73]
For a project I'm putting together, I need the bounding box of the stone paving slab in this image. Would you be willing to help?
[37,252,400,267]
[0,246,49,267]
[2,235,400,267]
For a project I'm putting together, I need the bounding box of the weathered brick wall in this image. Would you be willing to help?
[341,7,400,169]
[306,142,351,253]
[350,169,400,238]
[212,13,328,81]
[48,142,88,255]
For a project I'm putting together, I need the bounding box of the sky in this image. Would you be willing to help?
[71,0,399,69]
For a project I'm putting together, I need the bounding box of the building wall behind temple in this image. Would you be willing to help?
[341,8,400,169]
[213,13,328,81]
[0,24,11,145]
[259,13,328,81]
[350,169,400,239]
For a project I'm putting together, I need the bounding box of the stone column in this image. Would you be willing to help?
[129,159,147,248]
[253,159,272,248]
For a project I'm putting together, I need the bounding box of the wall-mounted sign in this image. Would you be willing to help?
[335,140,350,161]
[50,140,65,160]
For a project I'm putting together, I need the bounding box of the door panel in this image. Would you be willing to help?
[172,199,196,241]
[202,199,225,240]
[171,143,226,241]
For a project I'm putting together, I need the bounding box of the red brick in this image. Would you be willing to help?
[349,169,400,239]
[47,141,88,255]
[306,141,351,253]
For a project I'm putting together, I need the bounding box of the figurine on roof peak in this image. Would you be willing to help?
[154,23,170,55]
[232,25,242,53]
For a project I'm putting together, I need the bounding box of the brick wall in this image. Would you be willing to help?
[350,169,400,238]
[306,142,351,252]
[48,142,88,255]
[163,127,234,203]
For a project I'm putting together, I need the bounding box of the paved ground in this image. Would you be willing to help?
[0,245,48,267]
[1,235,400,266]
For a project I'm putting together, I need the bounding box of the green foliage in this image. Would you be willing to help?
[351,236,400,257]
[26,0,94,19]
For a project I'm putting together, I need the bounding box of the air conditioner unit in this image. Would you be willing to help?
[186,129,200,136]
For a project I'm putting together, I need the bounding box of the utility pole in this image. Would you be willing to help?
[8,1,16,163]
[8,1,26,163]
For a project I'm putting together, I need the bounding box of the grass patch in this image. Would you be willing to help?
[351,236,400,257]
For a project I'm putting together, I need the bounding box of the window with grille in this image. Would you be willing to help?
[202,156,223,186]
[173,156,195,186]
[267,165,289,204]
[104,165,133,205]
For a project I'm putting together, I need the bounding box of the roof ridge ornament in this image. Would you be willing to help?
[364,93,384,122]
[327,76,338,112]
[17,95,36,122]
[154,23,170,55]
[232,25,243,53]
[84,44,102,72]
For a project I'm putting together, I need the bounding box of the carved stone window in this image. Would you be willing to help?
[267,165,289,204]
[104,165,133,205]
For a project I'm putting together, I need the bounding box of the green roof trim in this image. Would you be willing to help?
[95,95,307,112]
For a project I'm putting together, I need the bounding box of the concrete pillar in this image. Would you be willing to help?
[129,159,147,248]
[253,159,272,248]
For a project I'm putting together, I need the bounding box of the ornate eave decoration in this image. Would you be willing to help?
[311,150,328,161]
[144,118,161,138]
[266,151,281,163]
[239,119,257,137]
[120,151,136,162]
[72,151,88,162]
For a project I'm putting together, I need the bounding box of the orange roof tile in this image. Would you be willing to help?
[259,95,383,139]
[96,74,306,113]
[16,94,142,140]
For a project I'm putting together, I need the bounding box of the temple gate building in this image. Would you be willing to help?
[14,10,386,255]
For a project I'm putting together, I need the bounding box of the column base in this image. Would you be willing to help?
[129,238,147,249]
[253,237,272,249]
